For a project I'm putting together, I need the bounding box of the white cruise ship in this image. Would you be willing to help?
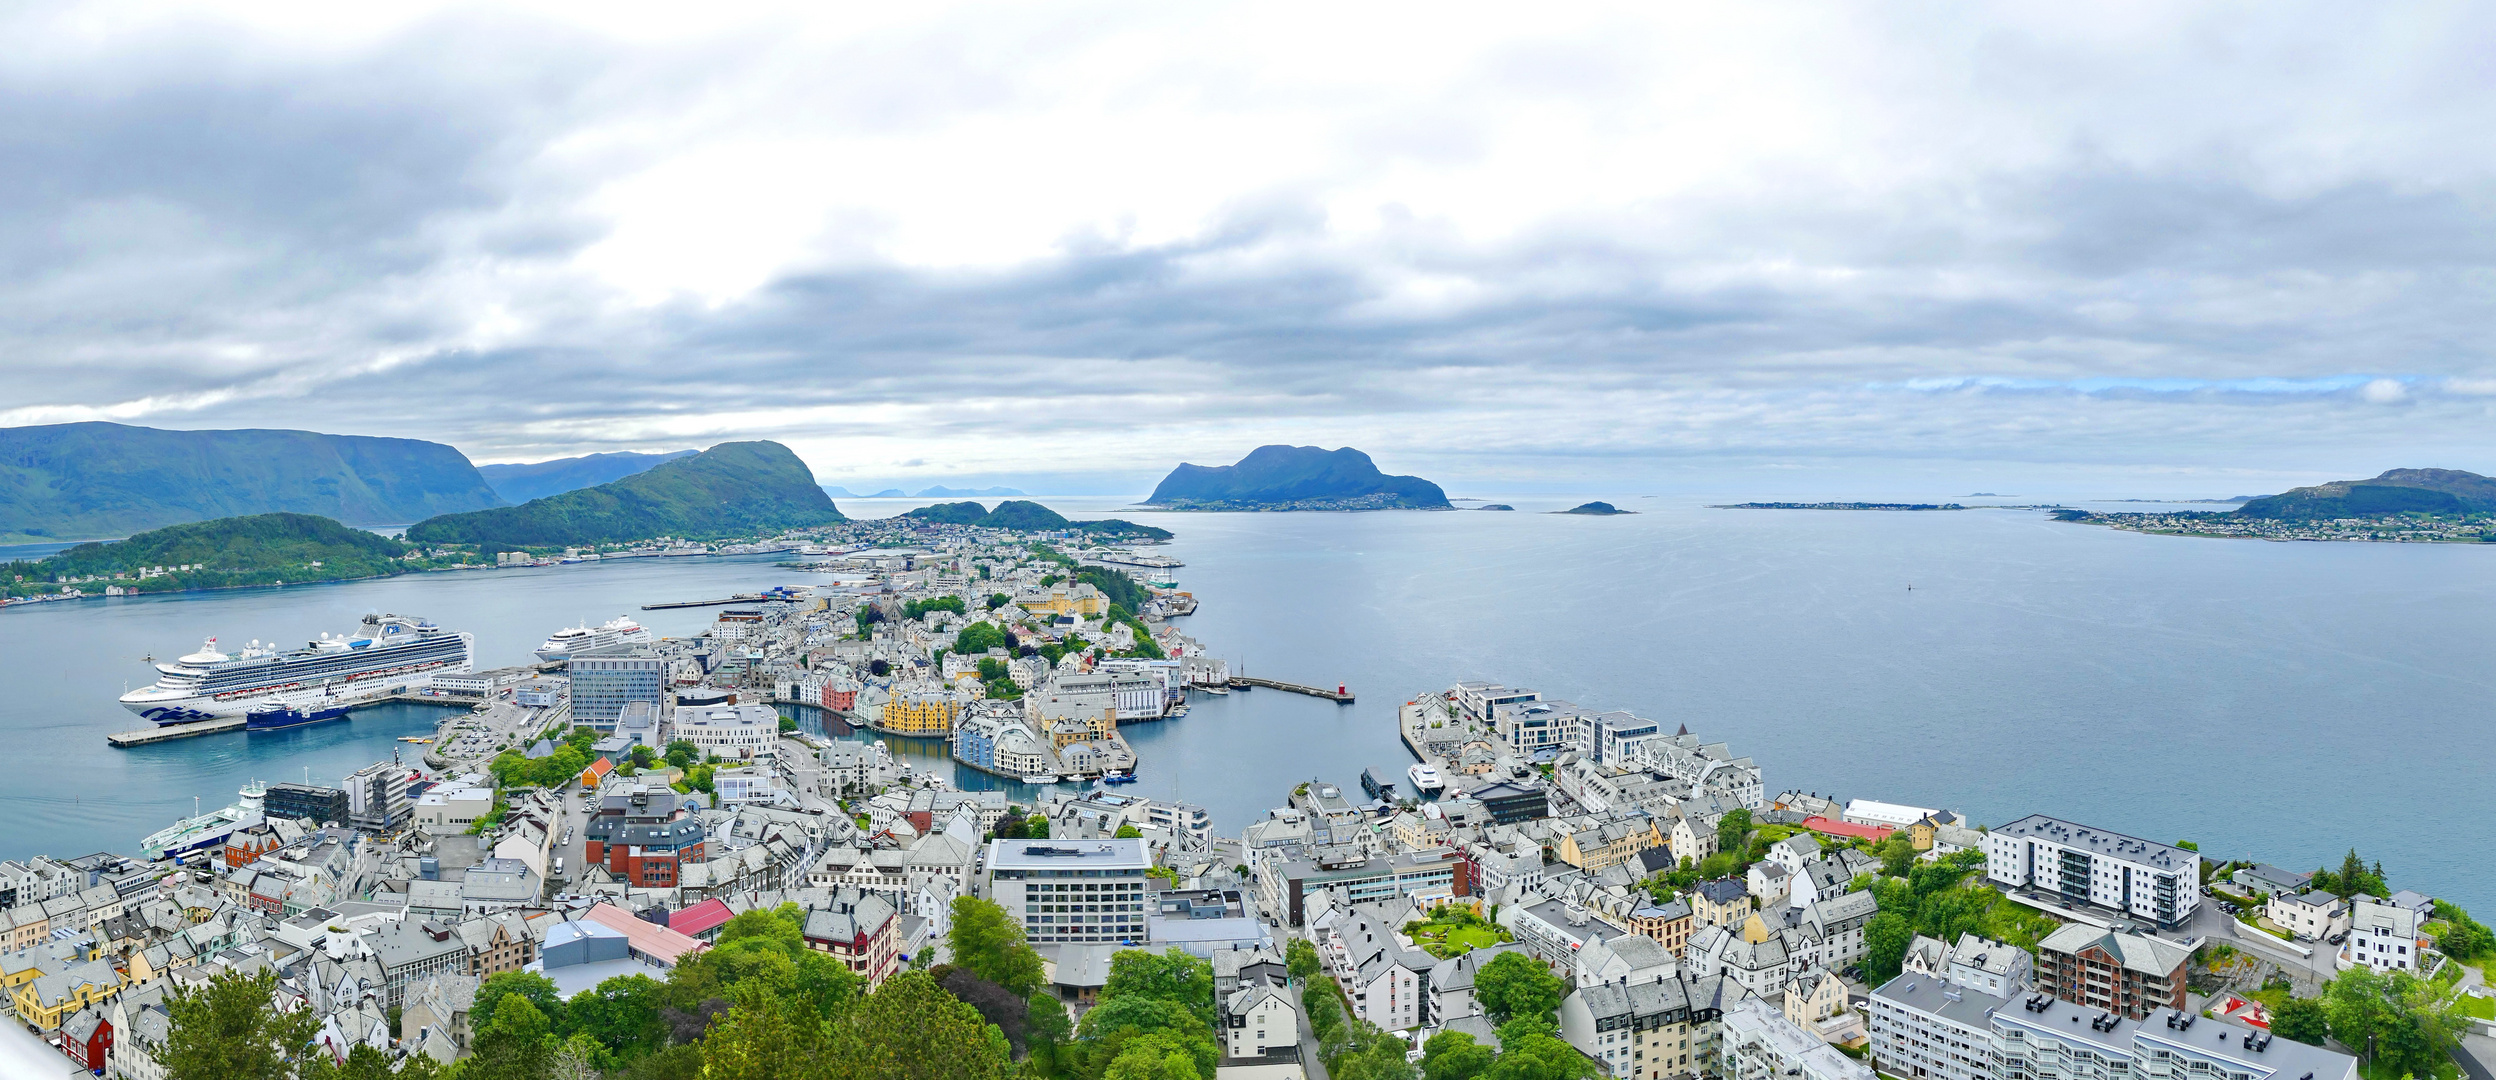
[1407,762,1447,794]
[534,615,656,662]
[120,613,473,725]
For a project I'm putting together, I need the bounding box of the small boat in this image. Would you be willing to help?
[1407,762,1447,794]
[1101,770,1138,785]
[1019,774,1060,785]
[245,702,352,732]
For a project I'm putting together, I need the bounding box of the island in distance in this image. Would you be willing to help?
[1716,501,1967,511]
[901,499,1172,540]
[1555,501,1633,515]
[2056,467,2496,542]
[1143,445,1451,511]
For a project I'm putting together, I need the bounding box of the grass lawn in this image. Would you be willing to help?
[2456,993,2495,1021]
[1406,917,1513,958]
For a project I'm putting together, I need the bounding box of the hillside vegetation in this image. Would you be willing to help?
[0,421,504,543]
[1148,444,1449,510]
[899,499,1174,539]
[2236,468,2496,519]
[406,441,846,547]
[7,513,416,596]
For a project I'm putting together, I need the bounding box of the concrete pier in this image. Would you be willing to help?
[1226,676,1354,703]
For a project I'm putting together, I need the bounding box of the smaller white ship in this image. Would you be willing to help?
[140,781,267,861]
[535,616,657,662]
[1018,773,1060,785]
[1407,762,1447,794]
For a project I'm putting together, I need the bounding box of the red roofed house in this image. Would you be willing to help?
[669,898,736,942]
[579,756,615,790]
[1800,816,1894,843]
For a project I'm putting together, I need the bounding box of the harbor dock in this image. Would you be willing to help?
[642,593,771,610]
[108,716,246,746]
[1227,676,1354,703]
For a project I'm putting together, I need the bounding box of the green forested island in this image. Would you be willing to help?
[902,499,1173,539]
[0,421,505,543]
[3,513,435,598]
[1146,445,1451,510]
[406,441,846,547]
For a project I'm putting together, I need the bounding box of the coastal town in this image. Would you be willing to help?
[2051,509,2496,543]
[0,511,2488,1080]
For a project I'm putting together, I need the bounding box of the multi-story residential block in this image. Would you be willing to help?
[2341,897,2426,973]
[1902,933,2033,999]
[1259,847,1467,927]
[1320,902,1435,1032]
[802,889,902,986]
[987,838,1152,946]
[1452,681,1541,725]
[1993,998,2355,1080]
[878,684,961,736]
[1224,982,1297,1060]
[1560,974,1709,1080]
[1686,913,1795,998]
[1871,972,2017,1080]
[1985,816,2201,928]
[1493,698,1586,756]
[1692,878,1751,929]
[2034,925,2191,1019]
[1559,818,1667,873]
[1623,731,1765,810]
[1721,996,1874,1080]
[582,784,707,889]
[2268,890,2351,942]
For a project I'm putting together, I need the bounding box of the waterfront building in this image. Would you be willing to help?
[264,782,349,828]
[1493,698,1589,756]
[1623,730,1765,810]
[986,837,1152,946]
[2341,897,2426,973]
[569,644,667,730]
[1844,799,1940,831]
[1452,681,1541,725]
[1992,998,2355,1080]
[1985,816,2201,928]
[880,683,961,736]
[2034,924,2191,1019]
[343,762,410,833]
[2267,890,2350,941]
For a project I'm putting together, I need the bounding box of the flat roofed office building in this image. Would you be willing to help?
[987,839,1152,946]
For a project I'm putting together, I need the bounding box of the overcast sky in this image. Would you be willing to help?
[5,1,2496,496]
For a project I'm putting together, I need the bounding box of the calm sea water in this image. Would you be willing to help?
[3,497,2486,914]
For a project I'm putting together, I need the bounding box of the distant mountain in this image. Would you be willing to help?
[872,489,906,498]
[2235,469,2496,519]
[916,485,1027,498]
[1557,501,1633,515]
[898,499,1173,539]
[1146,445,1450,511]
[478,450,696,503]
[405,441,845,547]
[0,421,504,543]
[29,512,414,594]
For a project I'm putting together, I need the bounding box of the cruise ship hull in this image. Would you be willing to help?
[121,616,473,725]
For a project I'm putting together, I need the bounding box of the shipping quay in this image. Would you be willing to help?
[1227,675,1354,703]
[106,716,248,746]
[642,593,774,610]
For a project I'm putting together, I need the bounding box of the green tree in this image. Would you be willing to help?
[702,978,830,1080]
[1877,834,1919,878]
[1484,1030,1603,1080]
[473,970,567,1036]
[2270,996,2329,1046]
[465,994,558,1080]
[824,970,1015,1080]
[1472,952,1565,1028]
[664,740,700,769]
[157,968,326,1080]
[1101,949,1217,1031]
[1715,809,1754,855]
[1421,1030,1495,1080]
[1861,912,1915,985]
[1115,824,1144,839]
[1287,938,1322,982]
[564,973,670,1060]
[948,895,1046,996]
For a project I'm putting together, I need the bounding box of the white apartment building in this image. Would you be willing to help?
[1722,997,1875,1080]
[2267,891,2351,942]
[1985,815,2200,928]
[1993,997,2356,1080]
[2341,898,2425,973]
[985,838,1152,946]
[1871,974,2012,1080]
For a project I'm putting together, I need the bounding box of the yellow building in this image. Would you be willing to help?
[13,959,122,1033]
[1017,583,1108,619]
[1557,818,1665,872]
[879,688,961,736]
